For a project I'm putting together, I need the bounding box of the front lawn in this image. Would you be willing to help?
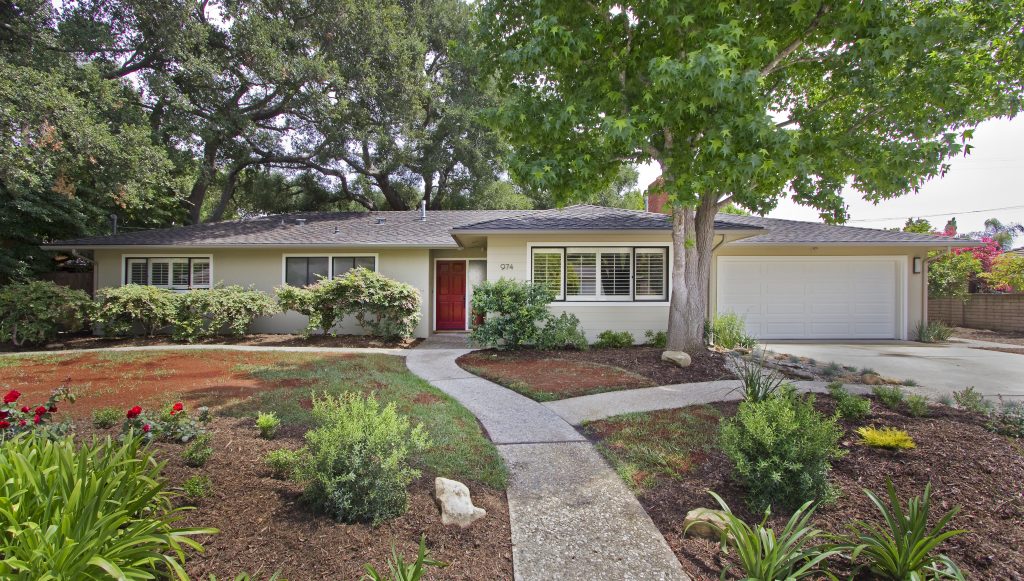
[0,350,511,579]
[583,395,1024,579]
[457,347,734,401]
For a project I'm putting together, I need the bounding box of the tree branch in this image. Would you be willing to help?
[760,3,830,77]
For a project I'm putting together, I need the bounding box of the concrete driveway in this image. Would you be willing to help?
[763,340,1024,399]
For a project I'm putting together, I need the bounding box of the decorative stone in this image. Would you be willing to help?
[661,350,692,368]
[683,507,729,540]
[435,477,486,528]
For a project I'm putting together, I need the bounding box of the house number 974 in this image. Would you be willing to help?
[500,263,514,270]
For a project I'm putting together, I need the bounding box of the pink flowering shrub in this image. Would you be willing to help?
[0,385,75,438]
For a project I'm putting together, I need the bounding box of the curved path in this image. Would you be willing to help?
[405,335,688,581]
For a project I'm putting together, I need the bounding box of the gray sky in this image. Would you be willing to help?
[637,116,1024,245]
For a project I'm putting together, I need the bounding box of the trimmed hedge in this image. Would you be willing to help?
[0,280,93,346]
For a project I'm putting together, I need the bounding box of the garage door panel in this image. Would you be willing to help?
[718,257,900,340]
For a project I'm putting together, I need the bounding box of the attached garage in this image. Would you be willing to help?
[716,256,906,340]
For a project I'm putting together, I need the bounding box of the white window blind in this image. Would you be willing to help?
[124,257,212,289]
[634,248,667,300]
[566,252,596,297]
[599,251,631,297]
[191,260,211,287]
[532,249,563,299]
[126,259,148,285]
[172,262,190,288]
[150,262,169,286]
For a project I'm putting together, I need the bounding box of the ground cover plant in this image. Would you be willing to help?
[583,393,1024,579]
[595,330,635,348]
[0,350,513,578]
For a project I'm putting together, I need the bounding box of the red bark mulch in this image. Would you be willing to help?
[588,398,1024,580]
[2,332,420,352]
[457,347,734,400]
[954,327,1024,347]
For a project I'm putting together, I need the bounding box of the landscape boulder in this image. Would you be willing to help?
[435,477,486,528]
[682,507,729,541]
[661,350,692,368]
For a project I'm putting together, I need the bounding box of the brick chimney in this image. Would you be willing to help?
[644,177,671,215]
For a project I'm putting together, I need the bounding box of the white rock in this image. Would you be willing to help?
[434,477,486,528]
[683,507,729,540]
[661,350,692,368]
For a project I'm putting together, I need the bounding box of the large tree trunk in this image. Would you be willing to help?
[666,197,718,354]
[186,141,219,224]
[207,162,246,222]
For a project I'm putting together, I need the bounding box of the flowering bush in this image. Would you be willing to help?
[0,385,75,438]
[0,280,94,346]
[276,268,421,339]
[122,401,210,443]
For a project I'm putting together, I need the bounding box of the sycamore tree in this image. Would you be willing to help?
[477,0,1024,354]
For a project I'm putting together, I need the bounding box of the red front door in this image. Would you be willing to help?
[436,261,467,331]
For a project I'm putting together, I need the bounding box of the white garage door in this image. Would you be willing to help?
[717,257,901,340]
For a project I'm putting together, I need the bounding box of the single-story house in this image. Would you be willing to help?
[46,204,961,341]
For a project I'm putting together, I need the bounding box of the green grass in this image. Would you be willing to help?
[0,353,75,368]
[582,405,723,490]
[222,354,508,489]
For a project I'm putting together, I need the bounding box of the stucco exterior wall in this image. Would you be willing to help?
[94,247,432,338]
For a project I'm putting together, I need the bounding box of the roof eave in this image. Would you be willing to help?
[448,227,763,236]
[41,242,461,251]
[734,240,983,247]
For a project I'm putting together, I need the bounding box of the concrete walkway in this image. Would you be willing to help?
[405,335,688,581]
[0,344,409,357]
[544,379,881,425]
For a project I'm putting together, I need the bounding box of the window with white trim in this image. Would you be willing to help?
[123,257,212,290]
[284,255,377,287]
[531,246,669,302]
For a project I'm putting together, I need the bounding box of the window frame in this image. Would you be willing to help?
[529,244,671,304]
[121,255,213,290]
[280,253,379,287]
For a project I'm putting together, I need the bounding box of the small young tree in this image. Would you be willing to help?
[477,0,1023,354]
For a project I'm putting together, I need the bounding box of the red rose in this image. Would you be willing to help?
[126,406,142,419]
[172,402,184,412]
[33,415,41,425]
[48,405,57,413]
[0,411,7,419]
[3,390,20,404]
[142,424,151,433]
[17,420,25,427]
[34,406,46,416]
[0,420,9,429]
[20,406,29,414]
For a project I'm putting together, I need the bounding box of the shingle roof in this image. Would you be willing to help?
[450,204,756,232]
[45,204,961,248]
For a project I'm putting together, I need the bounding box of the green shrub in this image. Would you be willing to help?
[905,395,929,418]
[822,362,843,378]
[276,268,421,339]
[182,434,214,467]
[828,382,872,421]
[719,393,845,511]
[872,385,905,410]
[840,481,965,579]
[914,320,954,343]
[468,278,554,349]
[95,284,175,337]
[952,386,991,414]
[170,286,277,343]
[182,474,212,501]
[300,392,429,524]
[644,329,667,348]
[265,448,303,480]
[857,426,916,450]
[535,312,588,350]
[0,280,94,347]
[91,406,123,429]
[735,354,787,402]
[708,313,756,349]
[936,393,954,407]
[256,411,281,439]
[594,330,634,348]
[363,535,447,581]
[986,398,1024,438]
[690,492,838,580]
[0,433,214,579]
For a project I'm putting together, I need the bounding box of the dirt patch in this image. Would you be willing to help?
[954,327,1024,346]
[412,392,443,405]
[458,347,733,400]
[587,399,1024,580]
[0,351,348,418]
[141,417,512,580]
[2,332,420,352]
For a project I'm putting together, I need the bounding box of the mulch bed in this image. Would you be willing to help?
[954,327,1024,347]
[134,417,512,580]
[0,351,337,417]
[0,332,419,352]
[457,347,734,400]
[588,398,1024,580]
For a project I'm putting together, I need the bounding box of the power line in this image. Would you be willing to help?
[846,204,1024,223]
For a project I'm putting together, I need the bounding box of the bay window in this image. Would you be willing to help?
[124,257,212,290]
[532,246,668,302]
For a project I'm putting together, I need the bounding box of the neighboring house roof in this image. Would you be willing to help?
[45,204,959,249]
